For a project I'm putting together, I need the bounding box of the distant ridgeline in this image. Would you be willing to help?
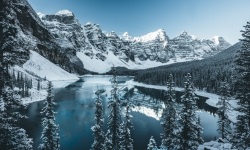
[134,42,241,95]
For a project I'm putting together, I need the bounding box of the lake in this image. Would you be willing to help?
[21,75,219,150]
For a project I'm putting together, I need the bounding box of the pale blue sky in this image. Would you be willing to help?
[28,0,250,44]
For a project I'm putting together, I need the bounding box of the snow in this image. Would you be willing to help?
[23,50,79,81]
[132,106,163,120]
[22,89,47,105]
[212,36,220,45]
[77,51,132,73]
[37,12,45,18]
[55,10,74,16]
[77,50,198,74]
[121,32,133,41]
[134,29,167,42]
[126,80,239,122]
[198,139,233,150]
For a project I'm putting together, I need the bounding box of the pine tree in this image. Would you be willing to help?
[160,74,180,150]
[216,82,232,141]
[0,62,33,150]
[147,136,158,150]
[105,67,122,150]
[120,100,134,150]
[179,73,203,149]
[39,82,60,150]
[91,89,105,150]
[37,79,41,91]
[196,116,204,144]
[0,10,33,147]
[233,21,250,149]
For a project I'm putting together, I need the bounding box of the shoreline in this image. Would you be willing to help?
[126,79,239,123]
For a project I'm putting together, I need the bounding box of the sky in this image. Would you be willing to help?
[28,0,250,44]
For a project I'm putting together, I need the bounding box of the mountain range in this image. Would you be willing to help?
[2,0,232,80]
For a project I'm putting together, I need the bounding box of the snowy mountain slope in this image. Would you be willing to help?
[23,51,79,81]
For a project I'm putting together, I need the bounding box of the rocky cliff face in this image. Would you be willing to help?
[167,31,231,61]
[128,29,174,63]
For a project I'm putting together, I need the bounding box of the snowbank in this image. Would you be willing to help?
[198,138,233,150]
[23,50,79,81]
[126,80,239,123]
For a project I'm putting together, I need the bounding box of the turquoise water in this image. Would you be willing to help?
[21,75,219,150]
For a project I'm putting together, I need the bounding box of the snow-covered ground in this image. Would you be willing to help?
[126,80,239,123]
[77,51,198,74]
[21,79,78,105]
[23,50,79,81]
[13,51,80,104]
[22,89,47,105]
[198,138,234,150]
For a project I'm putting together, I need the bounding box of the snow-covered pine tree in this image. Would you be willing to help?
[39,82,60,150]
[147,136,158,150]
[105,67,122,150]
[196,116,204,145]
[179,73,203,149]
[120,100,134,150]
[160,74,180,150]
[0,65,33,149]
[91,89,105,150]
[0,9,33,148]
[233,21,250,149]
[216,82,232,141]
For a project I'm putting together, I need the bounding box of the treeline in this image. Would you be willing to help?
[9,69,44,98]
[134,42,241,95]
[104,67,140,76]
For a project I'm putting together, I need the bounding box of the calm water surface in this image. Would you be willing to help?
[21,75,219,150]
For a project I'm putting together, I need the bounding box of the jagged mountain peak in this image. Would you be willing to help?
[176,31,197,40]
[121,32,133,41]
[55,9,74,16]
[134,29,169,42]
[40,10,78,25]
[106,31,119,38]
[37,12,45,18]
[211,36,229,45]
[123,32,129,37]
[84,22,101,30]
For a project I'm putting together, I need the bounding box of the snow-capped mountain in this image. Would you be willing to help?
[168,31,231,60]
[39,10,231,74]
[3,0,232,77]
